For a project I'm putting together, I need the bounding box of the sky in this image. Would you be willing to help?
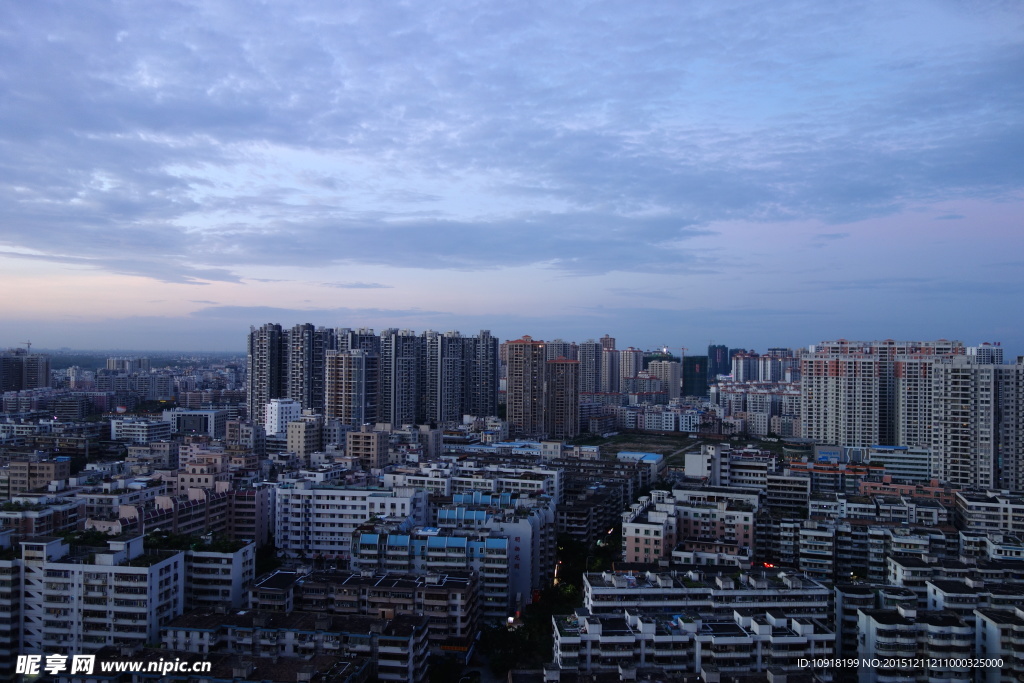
[1,1,1022,354]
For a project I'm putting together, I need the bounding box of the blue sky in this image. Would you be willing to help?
[1,1,1021,353]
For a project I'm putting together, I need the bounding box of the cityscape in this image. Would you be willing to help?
[0,332,1022,682]
[2,1,1022,682]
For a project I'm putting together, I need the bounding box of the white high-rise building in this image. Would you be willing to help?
[619,348,643,385]
[894,355,939,449]
[967,342,1004,365]
[800,352,881,448]
[896,354,1024,490]
[803,339,964,447]
[731,351,759,383]
[930,356,1000,490]
[648,360,681,401]
[545,339,577,361]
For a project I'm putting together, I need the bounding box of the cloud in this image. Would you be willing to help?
[321,282,393,289]
[0,0,1018,287]
[0,0,1022,358]
[809,232,850,248]
[187,304,443,323]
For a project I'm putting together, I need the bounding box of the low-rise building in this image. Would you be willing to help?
[584,569,831,621]
[857,607,973,683]
[552,607,834,679]
[162,610,430,683]
[293,570,479,651]
[274,482,428,561]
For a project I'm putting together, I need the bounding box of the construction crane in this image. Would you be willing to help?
[20,341,31,353]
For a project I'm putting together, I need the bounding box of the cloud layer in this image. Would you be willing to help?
[0,1,1021,351]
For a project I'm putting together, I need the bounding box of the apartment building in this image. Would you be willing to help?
[18,535,184,655]
[109,418,172,444]
[226,486,273,547]
[857,607,973,683]
[274,482,428,560]
[179,540,256,610]
[621,489,756,565]
[163,610,430,683]
[584,569,831,620]
[350,527,519,620]
[0,495,83,540]
[292,570,479,651]
[975,606,1024,683]
[552,607,834,678]
[6,456,71,494]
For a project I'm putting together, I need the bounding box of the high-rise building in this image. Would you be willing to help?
[894,355,937,449]
[507,337,583,440]
[284,324,336,412]
[682,356,709,397]
[930,356,1000,490]
[802,339,965,446]
[250,324,498,432]
[545,339,577,361]
[619,347,644,385]
[106,357,150,373]
[600,349,620,394]
[967,342,1004,365]
[249,323,337,425]
[578,340,602,395]
[731,351,759,382]
[599,334,616,352]
[464,330,500,419]
[325,349,379,428]
[648,360,681,401]
[379,328,424,426]
[707,344,730,381]
[247,323,284,425]
[545,358,580,440]
[800,352,880,448]
[506,336,547,439]
[423,330,466,425]
[758,348,796,383]
[0,349,51,392]
[998,358,1024,490]
[338,327,381,354]
[895,353,1024,490]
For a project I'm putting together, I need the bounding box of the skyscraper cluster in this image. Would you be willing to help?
[248,324,499,429]
[0,348,51,393]
[504,336,582,440]
[800,339,1024,490]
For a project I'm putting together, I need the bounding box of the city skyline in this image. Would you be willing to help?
[1,2,1022,352]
